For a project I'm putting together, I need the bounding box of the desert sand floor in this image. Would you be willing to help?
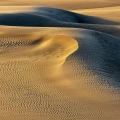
[0,1,120,120]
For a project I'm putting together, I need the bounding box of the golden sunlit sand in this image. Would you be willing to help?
[0,1,120,120]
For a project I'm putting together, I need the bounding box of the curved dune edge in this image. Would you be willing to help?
[0,35,78,61]
[0,34,78,81]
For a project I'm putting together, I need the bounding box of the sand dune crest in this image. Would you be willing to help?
[0,34,78,61]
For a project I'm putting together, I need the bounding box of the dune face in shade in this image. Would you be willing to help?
[0,6,119,38]
[0,4,120,120]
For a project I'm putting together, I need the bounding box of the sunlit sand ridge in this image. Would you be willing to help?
[0,2,120,120]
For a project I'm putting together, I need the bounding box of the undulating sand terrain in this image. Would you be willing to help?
[0,1,120,120]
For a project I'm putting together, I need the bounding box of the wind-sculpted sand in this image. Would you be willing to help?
[0,4,120,120]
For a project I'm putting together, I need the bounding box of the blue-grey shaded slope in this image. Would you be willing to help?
[0,7,119,37]
[0,7,119,25]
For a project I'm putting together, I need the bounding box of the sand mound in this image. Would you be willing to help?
[0,7,119,25]
[1,5,120,120]
[0,34,78,64]
[0,6,119,38]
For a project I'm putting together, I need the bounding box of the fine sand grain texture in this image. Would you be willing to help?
[0,2,120,120]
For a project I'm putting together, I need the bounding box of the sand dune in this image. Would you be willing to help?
[0,5,120,120]
[0,6,119,38]
[0,7,119,25]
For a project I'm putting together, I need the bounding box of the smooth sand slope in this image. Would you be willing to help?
[72,6,120,23]
[1,0,120,10]
[0,5,120,120]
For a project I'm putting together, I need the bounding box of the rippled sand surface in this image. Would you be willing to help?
[0,1,120,120]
